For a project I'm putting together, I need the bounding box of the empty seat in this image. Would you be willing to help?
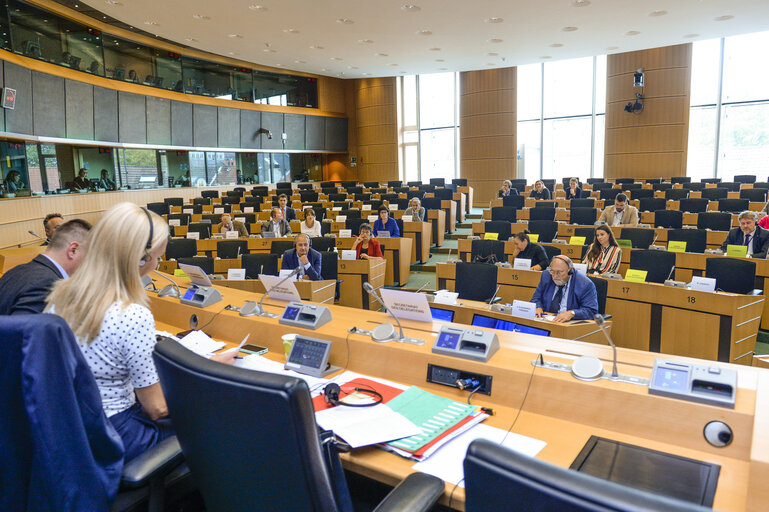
[629,189,654,200]
[664,189,689,201]
[299,191,319,202]
[241,253,279,277]
[452,178,467,187]
[177,256,214,275]
[592,182,614,191]
[717,198,750,213]
[354,193,371,201]
[734,174,757,184]
[740,188,767,202]
[697,212,732,231]
[529,207,556,221]
[619,227,655,248]
[269,239,295,255]
[667,229,707,254]
[510,179,527,193]
[573,227,595,245]
[251,186,268,197]
[671,176,692,184]
[146,202,169,216]
[363,181,379,188]
[345,218,368,236]
[652,182,673,191]
[718,181,741,192]
[706,258,758,294]
[276,182,292,190]
[187,223,211,239]
[491,207,516,223]
[192,197,211,206]
[329,193,348,202]
[534,201,556,209]
[638,197,667,212]
[320,181,335,188]
[388,180,403,187]
[456,262,498,302]
[502,195,526,208]
[164,197,184,207]
[542,245,562,262]
[569,207,597,225]
[470,239,506,263]
[201,190,219,199]
[654,209,683,229]
[586,178,605,184]
[701,178,722,184]
[527,220,558,243]
[681,182,705,191]
[678,198,710,213]
[629,249,676,284]
[570,198,595,208]
[296,183,313,190]
[342,180,357,188]
[216,240,248,259]
[339,209,361,219]
[433,188,454,200]
[309,237,335,253]
[600,188,620,201]
[484,221,512,241]
[701,188,729,201]
[168,213,191,226]
[615,178,636,184]
[586,275,608,315]
[165,238,198,260]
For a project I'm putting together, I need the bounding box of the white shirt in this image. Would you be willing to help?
[612,209,624,226]
[42,253,68,279]
[301,220,322,237]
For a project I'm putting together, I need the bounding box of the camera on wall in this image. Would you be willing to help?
[624,68,645,113]
[633,68,644,88]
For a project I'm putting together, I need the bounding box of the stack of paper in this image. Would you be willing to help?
[177,330,225,355]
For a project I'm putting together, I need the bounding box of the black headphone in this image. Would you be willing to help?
[139,207,153,267]
[323,383,383,408]
[551,255,573,275]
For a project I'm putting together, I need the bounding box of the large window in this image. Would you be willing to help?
[517,56,606,181]
[688,31,769,180]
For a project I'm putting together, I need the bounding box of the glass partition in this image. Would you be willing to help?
[117,148,159,189]
[1,141,30,196]
[102,34,181,89]
[254,70,318,107]
[182,57,252,101]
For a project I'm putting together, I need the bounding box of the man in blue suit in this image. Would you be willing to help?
[531,255,598,323]
[280,233,322,280]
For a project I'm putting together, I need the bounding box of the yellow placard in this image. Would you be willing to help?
[569,236,586,246]
[667,241,687,253]
[173,269,189,279]
[528,233,539,243]
[726,244,748,258]
[624,269,648,283]
[484,232,499,240]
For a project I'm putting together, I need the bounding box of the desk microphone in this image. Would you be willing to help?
[648,233,660,250]
[487,285,501,307]
[414,280,430,294]
[28,230,46,242]
[152,270,181,298]
[363,281,425,345]
[663,266,686,288]
[241,266,301,317]
[594,314,619,380]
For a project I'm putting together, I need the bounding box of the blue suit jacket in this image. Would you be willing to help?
[530,269,598,320]
[280,247,322,280]
[373,217,400,238]
[721,225,769,258]
[0,254,63,315]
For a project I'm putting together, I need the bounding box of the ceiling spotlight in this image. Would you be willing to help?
[376,52,388,57]
[429,47,441,51]
[275,64,283,67]
[485,17,503,24]
[143,20,157,25]
[540,55,552,59]
[550,43,564,47]
[263,49,276,53]
[228,52,238,56]
[487,52,498,56]
[105,0,122,4]
[649,10,667,16]
[714,15,734,21]
[683,34,699,39]
[185,37,197,42]
[390,63,399,66]
[228,34,243,38]
[248,4,266,11]
[309,45,324,50]
[330,57,343,61]
[435,58,444,62]
[192,14,210,20]
[562,26,578,32]
[486,63,496,66]
[488,38,503,43]
[572,0,590,6]
[625,30,640,36]
[417,29,432,35]
[358,39,374,44]
[362,72,370,75]
[401,4,421,12]
[336,18,354,24]
[348,66,358,69]
[283,28,299,34]
[438,67,448,71]
[294,60,306,64]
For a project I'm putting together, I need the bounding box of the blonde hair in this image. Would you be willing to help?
[46,202,169,342]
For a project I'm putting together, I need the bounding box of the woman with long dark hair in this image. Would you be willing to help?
[582,225,622,274]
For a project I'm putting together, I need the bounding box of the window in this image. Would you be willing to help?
[117,149,159,189]
[253,71,318,108]
[102,35,182,89]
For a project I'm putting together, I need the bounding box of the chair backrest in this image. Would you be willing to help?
[321,187,338,195]
[269,239,295,256]
[251,186,268,197]
[201,190,219,199]
[527,220,559,243]
[346,186,363,195]
[339,209,361,219]
[164,197,184,207]
[203,213,222,224]
[370,187,387,194]
[484,221,512,241]
[600,188,620,201]
[573,227,595,245]
[363,181,379,188]
[718,181,741,192]
[671,176,692,184]
[491,206,516,223]
[345,218,368,236]
[629,249,676,283]
[296,183,313,190]
[217,240,248,259]
[740,188,767,202]
[353,193,371,201]
[452,178,467,187]
[592,182,614,190]
[502,195,526,208]
[276,182,292,190]
[168,213,191,226]
[193,197,212,206]
[188,223,211,239]
[213,203,233,213]
[701,178,722,184]
[422,197,442,211]
[166,238,199,260]
[178,256,215,275]
[569,207,597,226]
[586,275,608,315]
[333,201,352,209]
[653,209,683,229]
[700,188,728,201]
[534,201,556,209]
[319,250,337,281]
[434,188,454,200]
[341,181,358,188]
[667,229,707,254]
[329,193,348,202]
[221,196,240,205]
[570,198,595,208]
[638,197,667,212]
[510,179,527,193]
[241,253,279,278]
[146,202,169,216]
[529,207,556,221]
[311,237,336,253]
[388,180,403,187]
[381,193,399,203]
[470,239,506,263]
[678,198,709,213]
[652,182,673,191]
[429,177,445,187]
[734,174,757,184]
[717,198,749,213]
[681,182,705,191]
[664,189,689,201]
[615,178,635,184]
[300,191,319,202]
[320,181,335,188]
[629,188,653,200]
[706,257,757,294]
[619,228,655,248]
[697,212,732,231]
[456,262,498,301]
[542,245,561,262]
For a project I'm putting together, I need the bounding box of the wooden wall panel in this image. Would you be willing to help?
[604,43,692,179]
[353,78,398,183]
[460,67,516,206]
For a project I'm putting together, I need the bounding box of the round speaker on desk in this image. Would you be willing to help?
[371,323,396,342]
[571,355,604,381]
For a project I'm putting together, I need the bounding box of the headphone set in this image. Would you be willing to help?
[550,255,574,275]
[323,383,383,408]
[138,207,154,268]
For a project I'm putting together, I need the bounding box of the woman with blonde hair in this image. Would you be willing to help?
[47,202,232,460]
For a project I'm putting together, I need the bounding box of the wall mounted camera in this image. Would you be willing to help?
[633,68,644,88]
[624,93,644,114]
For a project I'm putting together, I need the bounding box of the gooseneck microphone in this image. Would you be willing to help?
[594,314,619,380]
[363,281,425,345]
[414,280,430,294]
[28,230,46,242]
[487,285,501,307]
[241,266,302,317]
[152,270,181,298]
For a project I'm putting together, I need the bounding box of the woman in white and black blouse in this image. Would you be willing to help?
[582,225,622,275]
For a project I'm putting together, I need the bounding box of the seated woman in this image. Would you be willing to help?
[565,177,582,200]
[300,207,322,237]
[351,223,383,260]
[46,202,235,461]
[529,180,551,200]
[373,206,400,237]
[512,231,549,271]
[582,225,622,275]
[4,170,23,194]
[404,197,425,222]
[498,180,518,198]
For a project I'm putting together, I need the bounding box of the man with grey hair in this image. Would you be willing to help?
[721,210,769,258]
[498,180,518,198]
[0,219,91,314]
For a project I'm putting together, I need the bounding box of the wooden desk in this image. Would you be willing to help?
[427,209,446,247]
[403,221,432,263]
[453,192,466,223]
[147,279,769,512]
[457,185,473,212]
[338,257,386,309]
[334,237,412,287]
[0,245,45,273]
[217,278,336,304]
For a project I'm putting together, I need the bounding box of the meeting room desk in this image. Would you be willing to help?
[427,209,446,247]
[216,278,336,304]
[454,192,467,223]
[146,280,769,512]
[335,237,412,287]
[338,257,386,310]
[402,221,432,263]
[0,245,44,273]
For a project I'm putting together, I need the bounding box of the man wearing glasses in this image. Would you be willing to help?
[531,255,598,323]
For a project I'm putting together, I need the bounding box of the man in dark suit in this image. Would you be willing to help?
[261,208,292,237]
[531,255,598,323]
[720,210,769,258]
[0,219,91,315]
[280,233,322,280]
[278,193,297,222]
[42,213,64,246]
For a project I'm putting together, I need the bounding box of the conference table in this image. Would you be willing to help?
[0,245,44,273]
[216,279,336,304]
[146,277,769,511]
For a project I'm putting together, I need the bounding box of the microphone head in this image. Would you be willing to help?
[362,282,374,293]
[292,266,302,276]
[593,313,605,325]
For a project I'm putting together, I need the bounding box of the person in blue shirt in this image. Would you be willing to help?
[373,206,400,237]
[531,255,598,323]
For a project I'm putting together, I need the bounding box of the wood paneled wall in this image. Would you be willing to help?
[459,68,516,205]
[353,78,398,183]
[605,44,692,179]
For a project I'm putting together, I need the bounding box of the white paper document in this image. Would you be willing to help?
[316,404,421,448]
[178,330,225,356]
[234,354,329,390]
[412,423,547,486]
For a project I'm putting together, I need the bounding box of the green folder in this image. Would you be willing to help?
[617,239,632,249]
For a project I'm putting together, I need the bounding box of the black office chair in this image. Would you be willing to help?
[241,253,279,278]
[667,229,707,254]
[193,197,211,206]
[347,186,364,195]
[592,182,614,191]
[569,207,597,225]
[586,178,605,184]
[681,182,705,191]
[380,193,399,203]
[671,176,692,184]
[534,201,556,209]
[166,238,198,260]
[615,178,635,185]
[354,193,372,201]
[300,191,319,202]
[201,190,219,199]
[541,179,556,190]
[491,206,516,223]
[252,186,268,197]
[296,184,313,191]
[586,275,608,315]
[573,227,595,245]
[629,188,654,200]
[452,178,467,187]
[638,197,667,212]
[276,181,293,191]
[753,182,769,189]
[322,187,338,196]
[213,204,233,214]
[318,251,339,298]
[203,214,222,224]
[216,240,248,259]
[543,245,562,263]
[600,188,620,201]
[645,178,662,184]
[146,202,170,216]
[329,193,348,202]
[269,240,295,256]
[221,196,240,205]
[678,198,710,213]
[734,174,757,184]
[345,218,368,236]
[502,195,526,208]
[168,213,191,226]
[339,209,361,219]
[433,188,454,200]
[652,182,673,191]
[570,198,595,208]
[718,181,741,192]
[362,181,379,188]
[421,197,442,212]
[464,439,712,512]
[706,258,759,294]
[529,207,556,221]
[388,180,403,188]
[701,178,722,184]
[484,221,512,241]
[527,220,559,243]
[510,179,527,193]
[619,228,655,248]
[370,187,387,194]
[164,197,184,207]
[333,201,352,209]
[664,189,689,201]
[177,256,215,275]
[654,209,683,229]
[697,212,732,231]
[629,250,676,283]
[470,239,506,263]
[153,339,443,512]
[456,262,499,302]
[740,188,767,202]
[717,198,749,213]
[321,181,336,188]
[187,223,212,239]
[311,237,336,253]
[700,188,728,201]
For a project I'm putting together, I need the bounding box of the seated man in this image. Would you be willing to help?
[261,207,292,237]
[530,255,598,323]
[97,169,115,191]
[597,193,639,226]
[278,193,297,222]
[721,210,769,258]
[42,212,64,246]
[280,233,322,280]
[498,180,518,198]
[0,219,91,315]
[214,213,249,237]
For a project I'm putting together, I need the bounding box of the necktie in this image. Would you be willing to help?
[745,234,751,247]
[550,285,565,313]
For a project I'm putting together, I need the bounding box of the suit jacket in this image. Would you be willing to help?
[214,220,249,237]
[261,219,292,236]
[280,207,297,222]
[498,188,519,198]
[598,205,639,226]
[530,269,598,320]
[721,226,769,258]
[280,248,322,280]
[565,187,582,200]
[0,254,63,315]
[356,238,383,259]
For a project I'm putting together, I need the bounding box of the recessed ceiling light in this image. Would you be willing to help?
[486,63,496,66]
[294,60,306,64]
[362,72,370,76]
[228,34,243,38]
[143,20,157,25]
[376,52,388,57]
[248,4,266,11]
[562,26,578,32]
[683,33,699,39]
[275,64,282,67]
[185,37,197,42]
[429,47,441,51]
[336,18,354,24]
[330,57,343,61]
[192,14,210,20]
[572,0,590,6]
[401,4,421,12]
[606,46,619,50]
[550,43,564,47]
[649,10,667,17]
[488,38,503,43]
[485,17,503,24]
[283,28,299,34]
[228,51,238,56]
[321,68,328,72]
[417,29,432,35]
[715,15,734,21]
[541,55,552,59]
[263,49,276,53]
[625,30,640,36]
[390,63,399,66]
[105,0,122,4]
[487,52,498,56]
[358,39,374,44]
[348,66,358,69]
[309,45,324,50]
[438,68,448,71]
[435,59,444,62]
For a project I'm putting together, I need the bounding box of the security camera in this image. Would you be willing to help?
[255,127,272,139]
[633,68,644,88]
[624,93,644,113]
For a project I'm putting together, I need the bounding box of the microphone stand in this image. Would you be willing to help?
[241,267,301,317]
[594,314,618,379]
[152,270,181,298]
[363,282,425,345]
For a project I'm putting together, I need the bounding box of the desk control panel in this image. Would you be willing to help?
[180,285,223,308]
[278,301,332,330]
[649,359,737,408]
[432,326,499,362]
[285,335,339,378]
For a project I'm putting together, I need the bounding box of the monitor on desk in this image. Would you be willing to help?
[471,314,550,337]
[429,307,455,322]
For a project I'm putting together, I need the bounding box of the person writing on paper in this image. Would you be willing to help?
[512,231,549,271]
[498,179,518,198]
[721,210,769,258]
[582,225,622,275]
[565,177,581,200]
[45,203,235,461]
[404,197,425,222]
[529,180,551,200]
[531,255,598,323]
[72,168,91,191]
[281,233,322,280]
[215,213,249,237]
[352,223,383,260]
[300,207,322,237]
[261,207,292,237]
[373,206,400,238]
[597,193,639,227]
